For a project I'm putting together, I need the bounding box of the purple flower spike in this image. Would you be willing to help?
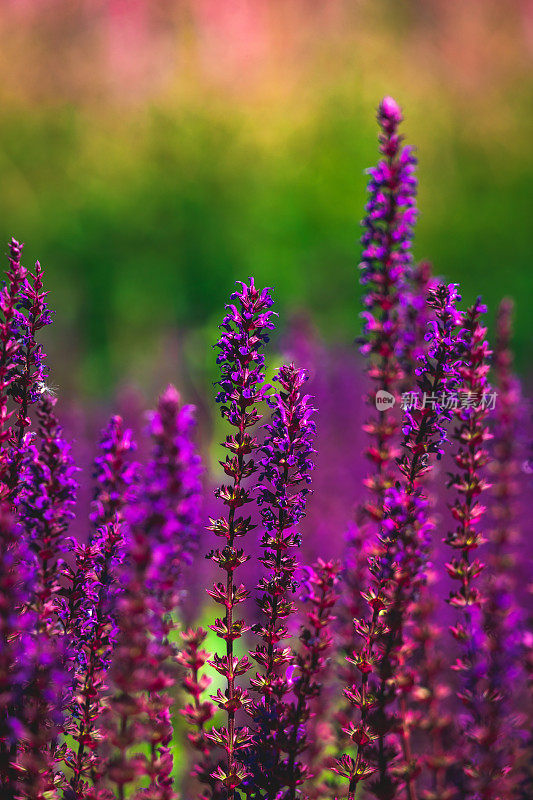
[90,414,137,528]
[6,251,54,501]
[359,95,417,386]
[398,283,467,482]
[357,94,418,544]
[0,240,28,502]
[444,298,493,793]
[0,504,69,800]
[283,559,340,800]
[205,279,276,799]
[60,416,138,794]
[336,282,466,800]
[103,385,202,799]
[246,363,316,796]
[480,299,524,797]
[18,394,78,622]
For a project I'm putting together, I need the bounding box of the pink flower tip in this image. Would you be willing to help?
[378,95,403,126]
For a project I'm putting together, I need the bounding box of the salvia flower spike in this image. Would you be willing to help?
[284,558,341,800]
[61,416,137,793]
[0,240,27,501]
[444,298,493,794]
[359,94,418,511]
[103,385,201,798]
[246,363,316,797]
[19,394,78,626]
[206,278,276,799]
[0,96,528,800]
[338,97,420,771]
[335,283,467,800]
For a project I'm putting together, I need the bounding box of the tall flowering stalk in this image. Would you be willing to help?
[91,414,138,529]
[18,395,78,626]
[444,299,492,795]
[476,299,523,796]
[335,283,466,800]
[7,251,53,502]
[0,505,36,798]
[338,95,419,768]
[0,505,69,800]
[61,417,137,795]
[399,260,433,392]
[283,559,340,800]
[359,95,417,515]
[245,363,316,798]
[178,628,217,800]
[0,240,26,501]
[103,385,201,799]
[206,279,275,799]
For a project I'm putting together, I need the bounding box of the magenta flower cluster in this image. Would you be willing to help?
[0,96,531,800]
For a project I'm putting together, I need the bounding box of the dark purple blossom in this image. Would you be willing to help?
[444,299,493,795]
[17,395,78,623]
[7,252,53,502]
[281,559,340,800]
[102,385,201,799]
[90,414,137,528]
[177,628,217,800]
[359,95,418,513]
[246,363,316,797]
[58,416,137,794]
[205,279,275,799]
[0,239,27,502]
[335,283,466,800]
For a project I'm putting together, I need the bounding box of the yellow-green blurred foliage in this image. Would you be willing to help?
[0,0,531,394]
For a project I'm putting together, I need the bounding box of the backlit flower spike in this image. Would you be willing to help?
[177,628,218,800]
[0,503,69,799]
[399,260,434,392]
[478,298,524,796]
[335,282,466,800]
[103,385,202,799]
[359,96,418,510]
[18,394,78,625]
[90,413,138,528]
[61,418,139,793]
[337,96,420,783]
[0,239,28,501]
[245,363,316,796]
[0,504,37,793]
[6,250,54,502]
[205,279,275,799]
[444,297,494,794]
[60,522,124,795]
[282,559,340,799]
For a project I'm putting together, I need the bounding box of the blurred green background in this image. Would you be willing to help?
[0,0,531,396]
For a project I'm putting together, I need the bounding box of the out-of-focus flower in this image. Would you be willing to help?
[444,298,493,794]
[102,385,202,799]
